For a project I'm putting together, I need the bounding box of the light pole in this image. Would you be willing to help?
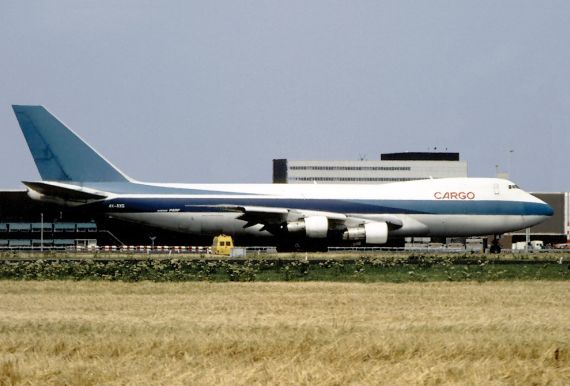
[40,212,44,252]
[508,150,514,179]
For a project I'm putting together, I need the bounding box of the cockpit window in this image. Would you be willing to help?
[508,184,520,189]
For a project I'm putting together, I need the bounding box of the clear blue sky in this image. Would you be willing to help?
[1,1,569,191]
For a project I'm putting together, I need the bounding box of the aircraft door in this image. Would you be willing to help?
[493,183,500,195]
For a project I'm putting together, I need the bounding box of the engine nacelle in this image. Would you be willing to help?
[286,216,329,238]
[343,222,388,244]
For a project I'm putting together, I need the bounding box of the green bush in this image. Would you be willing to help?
[0,257,568,282]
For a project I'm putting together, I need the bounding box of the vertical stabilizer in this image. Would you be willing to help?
[12,105,130,182]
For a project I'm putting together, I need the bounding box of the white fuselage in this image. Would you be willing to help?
[94,177,552,240]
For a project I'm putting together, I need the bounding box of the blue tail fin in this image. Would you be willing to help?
[12,105,130,182]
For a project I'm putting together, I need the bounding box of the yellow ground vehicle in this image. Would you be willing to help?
[212,234,234,255]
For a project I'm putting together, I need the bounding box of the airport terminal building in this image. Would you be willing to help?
[273,152,467,184]
[0,191,212,249]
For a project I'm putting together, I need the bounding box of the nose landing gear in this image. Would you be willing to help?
[489,235,502,254]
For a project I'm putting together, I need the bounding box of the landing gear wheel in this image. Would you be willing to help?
[490,244,501,254]
[490,236,502,254]
[276,240,327,253]
[276,242,302,253]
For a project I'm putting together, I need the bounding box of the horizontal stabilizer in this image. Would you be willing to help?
[23,181,107,204]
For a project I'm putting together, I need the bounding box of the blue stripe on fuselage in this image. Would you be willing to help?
[98,197,553,216]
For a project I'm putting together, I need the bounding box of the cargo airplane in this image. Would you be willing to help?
[12,105,553,252]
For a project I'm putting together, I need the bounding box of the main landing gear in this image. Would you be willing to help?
[489,235,502,254]
[276,239,328,253]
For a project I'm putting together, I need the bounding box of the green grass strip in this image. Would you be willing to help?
[0,258,568,282]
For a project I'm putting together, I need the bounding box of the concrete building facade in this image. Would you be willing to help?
[273,152,467,184]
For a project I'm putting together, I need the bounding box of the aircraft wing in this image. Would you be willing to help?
[199,204,404,231]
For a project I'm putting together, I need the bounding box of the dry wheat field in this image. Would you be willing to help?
[0,281,568,385]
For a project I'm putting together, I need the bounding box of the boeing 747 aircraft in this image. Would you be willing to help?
[12,105,553,252]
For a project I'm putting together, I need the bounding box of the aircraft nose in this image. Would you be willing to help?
[518,194,553,228]
[542,202,554,217]
[521,197,553,228]
[534,196,554,217]
[525,193,554,217]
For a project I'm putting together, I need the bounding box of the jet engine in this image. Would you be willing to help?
[343,222,388,244]
[286,216,329,238]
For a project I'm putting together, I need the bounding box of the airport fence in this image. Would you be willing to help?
[0,244,568,254]
[0,245,282,255]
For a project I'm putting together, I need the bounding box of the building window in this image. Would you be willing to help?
[289,177,420,182]
[289,166,411,171]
